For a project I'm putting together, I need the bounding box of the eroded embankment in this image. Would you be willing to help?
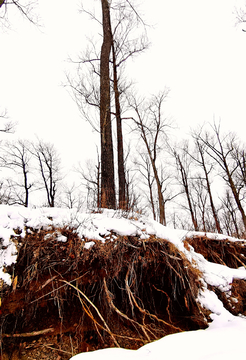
[1,227,209,359]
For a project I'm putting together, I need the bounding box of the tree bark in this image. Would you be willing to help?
[112,40,126,209]
[100,0,116,209]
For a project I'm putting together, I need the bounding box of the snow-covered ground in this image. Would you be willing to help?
[0,204,246,359]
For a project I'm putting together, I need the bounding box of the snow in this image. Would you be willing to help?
[0,204,246,358]
[70,316,246,360]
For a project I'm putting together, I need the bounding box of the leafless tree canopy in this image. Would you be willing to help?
[0,0,39,25]
[235,3,246,31]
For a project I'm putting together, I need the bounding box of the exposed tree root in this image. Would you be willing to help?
[2,328,55,338]
[62,279,120,348]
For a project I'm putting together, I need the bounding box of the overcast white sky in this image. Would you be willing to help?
[0,0,246,174]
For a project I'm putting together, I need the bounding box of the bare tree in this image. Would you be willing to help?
[0,139,33,206]
[99,0,116,209]
[219,190,241,238]
[189,133,222,233]
[111,0,148,209]
[191,176,211,232]
[32,140,62,207]
[129,89,174,225]
[231,145,246,188]
[198,123,246,232]
[134,153,156,220]
[76,155,101,210]
[70,0,116,209]
[67,0,148,209]
[0,179,21,205]
[173,146,199,231]
[0,109,15,133]
[58,182,85,212]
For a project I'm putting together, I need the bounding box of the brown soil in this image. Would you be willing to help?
[185,234,246,318]
[185,235,246,268]
[0,227,209,359]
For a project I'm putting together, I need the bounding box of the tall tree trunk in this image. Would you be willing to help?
[100,0,116,209]
[197,143,222,233]
[112,40,126,209]
[147,171,156,221]
[176,154,199,231]
[155,168,166,225]
[142,129,166,225]
[23,164,29,207]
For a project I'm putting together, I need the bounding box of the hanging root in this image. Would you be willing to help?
[103,277,152,342]
[62,280,120,348]
[124,265,183,333]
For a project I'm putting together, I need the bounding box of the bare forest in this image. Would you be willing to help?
[0,121,246,238]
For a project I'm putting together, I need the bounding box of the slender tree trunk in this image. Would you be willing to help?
[137,119,166,224]
[143,132,166,225]
[198,144,222,233]
[112,40,126,209]
[155,170,166,225]
[227,169,246,231]
[147,174,156,221]
[228,197,240,238]
[100,0,116,209]
[206,176,221,233]
[218,136,246,231]
[23,164,29,207]
[176,154,199,231]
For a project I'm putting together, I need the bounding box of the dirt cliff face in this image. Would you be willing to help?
[1,227,210,359]
[2,226,246,360]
